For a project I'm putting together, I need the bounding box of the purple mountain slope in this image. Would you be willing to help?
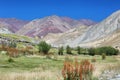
[0,18,29,32]
[61,17,97,26]
[17,15,96,38]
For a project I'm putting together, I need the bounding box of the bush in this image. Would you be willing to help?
[102,53,106,60]
[58,46,64,55]
[8,57,14,62]
[62,59,94,80]
[38,41,51,55]
[7,47,19,58]
[9,42,17,48]
[66,45,72,55]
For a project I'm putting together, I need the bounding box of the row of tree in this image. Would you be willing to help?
[88,47,119,56]
[1,41,118,56]
[38,41,119,56]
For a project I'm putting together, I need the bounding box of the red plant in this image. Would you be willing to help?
[7,47,19,57]
[62,59,94,80]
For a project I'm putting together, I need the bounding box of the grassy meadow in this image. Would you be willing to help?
[0,40,120,80]
[0,53,120,80]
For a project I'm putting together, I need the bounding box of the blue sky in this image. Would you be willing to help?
[0,0,120,21]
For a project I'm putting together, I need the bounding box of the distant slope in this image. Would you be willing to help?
[17,15,96,38]
[17,15,72,37]
[0,18,29,32]
[43,25,88,47]
[76,29,120,48]
[78,19,97,26]
[0,21,12,34]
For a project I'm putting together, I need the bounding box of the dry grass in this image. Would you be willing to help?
[0,70,62,80]
[93,63,104,77]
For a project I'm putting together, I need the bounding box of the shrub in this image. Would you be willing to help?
[38,41,51,55]
[58,46,64,55]
[9,42,17,48]
[7,47,19,58]
[66,45,72,55]
[62,59,94,80]
[8,57,14,62]
[102,53,106,60]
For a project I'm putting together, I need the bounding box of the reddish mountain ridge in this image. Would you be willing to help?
[17,15,96,38]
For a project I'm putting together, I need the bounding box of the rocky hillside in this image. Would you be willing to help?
[70,10,120,47]
[77,29,120,48]
[0,33,37,47]
[43,25,88,47]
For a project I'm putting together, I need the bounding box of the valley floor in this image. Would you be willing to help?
[0,55,120,80]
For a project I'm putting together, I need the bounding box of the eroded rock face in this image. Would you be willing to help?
[70,10,120,47]
[43,25,88,47]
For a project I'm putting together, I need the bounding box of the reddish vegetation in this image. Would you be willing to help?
[0,45,19,57]
[62,59,94,80]
[7,47,19,57]
[0,45,33,57]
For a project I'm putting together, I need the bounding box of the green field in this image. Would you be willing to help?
[0,54,119,80]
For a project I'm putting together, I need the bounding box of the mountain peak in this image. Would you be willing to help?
[112,10,120,15]
[79,19,97,26]
[49,15,59,18]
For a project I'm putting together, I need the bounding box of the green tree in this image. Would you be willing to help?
[88,48,96,56]
[77,46,81,54]
[58,46,64,55]
[66,45,72,54]
[9,42,17,48]
[38,41,51,55]
[97,46,119,56]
